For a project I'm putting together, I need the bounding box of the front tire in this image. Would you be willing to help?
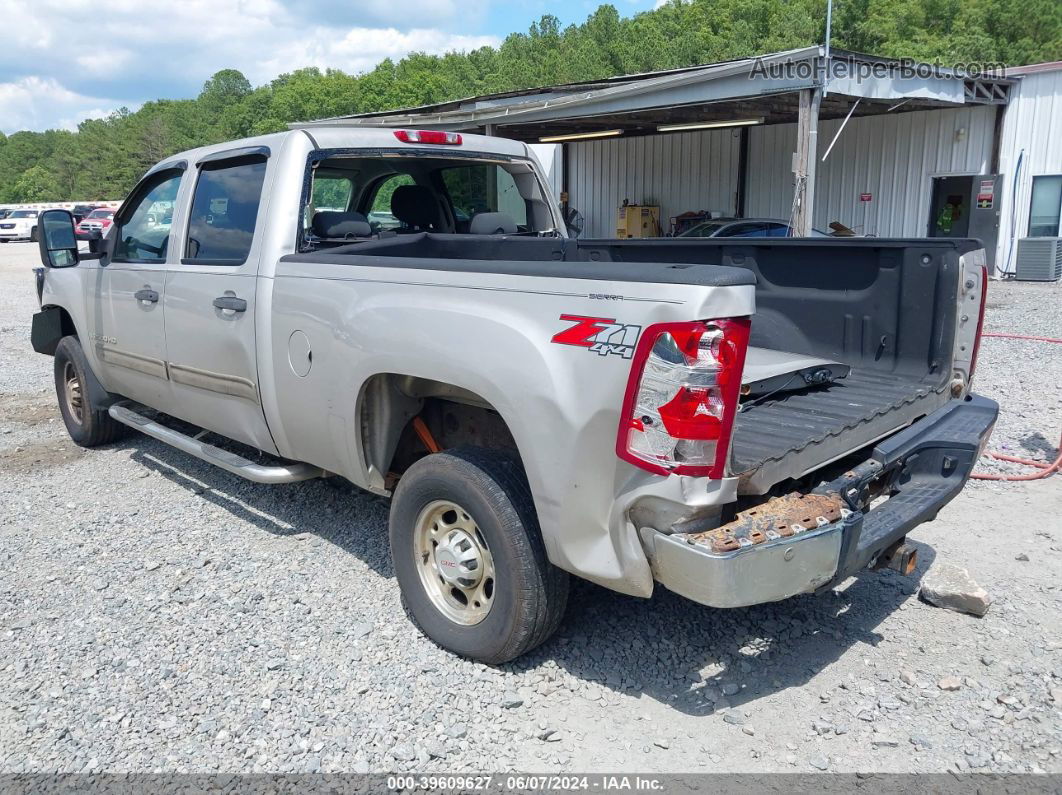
[54,336,126,447]
[389,447,569,664]
[29,226,38,243]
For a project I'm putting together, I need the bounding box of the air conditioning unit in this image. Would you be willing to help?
[1015,237,1062,281]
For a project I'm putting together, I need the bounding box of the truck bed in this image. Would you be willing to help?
[288,233,975,494]
[731,369,951,493]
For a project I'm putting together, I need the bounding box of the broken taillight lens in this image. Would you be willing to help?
[393,129,462,145]
[616,318,751,478]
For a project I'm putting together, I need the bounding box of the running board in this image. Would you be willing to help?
[108,403,325,484]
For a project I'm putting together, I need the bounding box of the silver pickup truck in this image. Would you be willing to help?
[30,127,997,663]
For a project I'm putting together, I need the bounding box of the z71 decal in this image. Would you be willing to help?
[551,314,642,359]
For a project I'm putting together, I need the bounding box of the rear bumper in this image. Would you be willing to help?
[645,394,998,608]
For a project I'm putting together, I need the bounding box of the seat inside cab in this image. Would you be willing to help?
[303,155,557,248]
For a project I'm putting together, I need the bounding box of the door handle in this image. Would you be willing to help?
[213,296,247,313]
[134,289,159,304]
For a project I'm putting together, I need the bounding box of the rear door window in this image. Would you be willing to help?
[440,164,528,229]
[312,172,354,212]
[184,155,267,264]
[367,173,415,230]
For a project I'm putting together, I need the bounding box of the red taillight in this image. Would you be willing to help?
[969,263,988,379]
[616,318,751,479]
[393,129,462,145]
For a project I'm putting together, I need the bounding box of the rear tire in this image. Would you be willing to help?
[389,446,569,664]
[54,336,126,447]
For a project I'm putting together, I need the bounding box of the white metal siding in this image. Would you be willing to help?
[566,129,741,237]
[995,69,1062,274]
[527,143,563,200]
[746,106,997,236]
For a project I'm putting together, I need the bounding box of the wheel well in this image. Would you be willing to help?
[54,307,77,338]
[359,374,519,491]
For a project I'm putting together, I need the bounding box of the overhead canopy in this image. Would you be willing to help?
[298,47,1014,141]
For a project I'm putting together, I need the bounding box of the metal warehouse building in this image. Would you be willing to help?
[305,48,1062,277]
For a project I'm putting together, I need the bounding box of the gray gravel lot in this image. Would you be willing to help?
[1,241,1060,774]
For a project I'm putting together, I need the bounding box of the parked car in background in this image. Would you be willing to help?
[0,208,41,242]
[679,217,830,238]
[75,208,116,240]
[71,205,100,223]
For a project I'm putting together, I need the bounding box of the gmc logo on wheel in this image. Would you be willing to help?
[551,314,641,359]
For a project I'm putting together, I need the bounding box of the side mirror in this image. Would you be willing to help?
[38,209,79,268]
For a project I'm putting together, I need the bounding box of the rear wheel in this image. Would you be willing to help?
[54,336,126,447]
[389,446,569,664]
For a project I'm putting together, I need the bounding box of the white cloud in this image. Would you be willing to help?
[0,0,499,133]
[261,26,499,80]
[0,77,124,134]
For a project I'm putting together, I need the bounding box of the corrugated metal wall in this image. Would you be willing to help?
[566,129,741,237]
[995,69,1062,274]
[564,105,997,239]
[746,105,997,236]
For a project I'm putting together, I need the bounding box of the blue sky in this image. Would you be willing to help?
[0,0,659,135]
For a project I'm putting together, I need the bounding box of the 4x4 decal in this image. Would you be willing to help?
[551,314,642,359]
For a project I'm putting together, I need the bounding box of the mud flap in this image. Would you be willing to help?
[30,307,64,355]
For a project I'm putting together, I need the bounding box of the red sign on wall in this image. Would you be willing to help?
[860,193,873,202]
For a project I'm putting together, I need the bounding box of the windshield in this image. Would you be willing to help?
[680,221,728,237]
[88,209,114,219]
[10,210,37,218]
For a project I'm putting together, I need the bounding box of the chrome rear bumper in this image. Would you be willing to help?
[642,394,998,609]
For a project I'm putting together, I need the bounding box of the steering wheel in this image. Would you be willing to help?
[125,236,164,256]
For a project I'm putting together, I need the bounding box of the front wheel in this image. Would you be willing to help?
[54,336,126,447]
[29,226,38,243]
[389,447,569,664]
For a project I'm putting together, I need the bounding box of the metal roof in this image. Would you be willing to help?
[297,47,1016,140]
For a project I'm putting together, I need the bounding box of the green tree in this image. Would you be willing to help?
[8,164,62,202]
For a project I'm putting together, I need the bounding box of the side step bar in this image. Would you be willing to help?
[108,403,326,484]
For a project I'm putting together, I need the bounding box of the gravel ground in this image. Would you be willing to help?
[1,241,1060,775]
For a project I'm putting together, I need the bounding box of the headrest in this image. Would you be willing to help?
[313,211,370,239]
[469,212,517,235]
[391,185,442,231]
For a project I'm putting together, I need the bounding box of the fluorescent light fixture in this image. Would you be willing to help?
[657,118,764,132]
[538,129,623,143]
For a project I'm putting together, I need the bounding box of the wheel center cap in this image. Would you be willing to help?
[434,530,482,587]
